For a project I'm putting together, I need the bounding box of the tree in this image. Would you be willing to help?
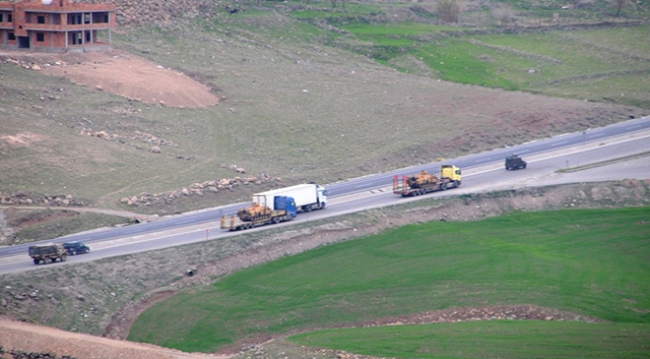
[491,4,515,25]
[436,0,460,23]
[609,0,634,17]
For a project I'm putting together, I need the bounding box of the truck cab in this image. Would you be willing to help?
[274,196,298,219]
[317,185,328,209]
[440,165,462,183]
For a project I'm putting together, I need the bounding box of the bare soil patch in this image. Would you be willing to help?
[2,50,220,108]
[0,317,221,359]
[0,132,44,148]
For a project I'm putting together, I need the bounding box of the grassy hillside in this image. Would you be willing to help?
[128,206,650,354]
[1,0,649,240]
[289,321,650,359]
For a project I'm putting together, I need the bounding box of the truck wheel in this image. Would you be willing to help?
[304,205,312,212]
[441,183,447,191]
[61,255,67,262]
[523,164,527,169]
[33,258,40,265]
[455,180,461,188]
[272,217,280,224]
[319,203,326,209]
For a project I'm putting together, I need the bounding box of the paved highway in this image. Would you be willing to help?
[1,116,649,274]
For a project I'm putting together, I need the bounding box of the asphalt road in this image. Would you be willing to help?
[1,116,649,274]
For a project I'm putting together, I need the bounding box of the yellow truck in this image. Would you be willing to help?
[393,165,462,197]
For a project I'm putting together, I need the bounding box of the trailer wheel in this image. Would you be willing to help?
[304,205,312,212]
[272,217,280,224]
[33,258,40,265]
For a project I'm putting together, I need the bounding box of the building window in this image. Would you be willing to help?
[38,16,45,24]
[8,32,16,40]
[37,33,45,42]
[8,14,12,22]
[0,13,4,22]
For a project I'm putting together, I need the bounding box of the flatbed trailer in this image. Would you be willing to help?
[392,176,458,196]
[220,210,294,231]
[393,165,462,197]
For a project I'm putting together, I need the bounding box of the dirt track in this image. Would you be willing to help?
[2,50,220,108]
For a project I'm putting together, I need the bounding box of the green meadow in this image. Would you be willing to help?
[129,207,650,355]
[338,22,650,105]
[289,321,650,359]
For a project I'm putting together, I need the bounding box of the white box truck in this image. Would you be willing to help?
[252,183,327,213]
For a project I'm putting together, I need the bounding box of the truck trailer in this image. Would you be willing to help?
[221,195,297,231]
[393,165,462,197]
[252,183,327,212]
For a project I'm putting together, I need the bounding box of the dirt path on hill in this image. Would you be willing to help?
[1,50,220,108]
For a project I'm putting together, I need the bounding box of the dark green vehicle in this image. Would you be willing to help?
[28,243,67,265]
[505,154,527,170]
[63,241,91,255]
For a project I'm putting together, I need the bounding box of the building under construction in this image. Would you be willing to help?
[0,0,116,52]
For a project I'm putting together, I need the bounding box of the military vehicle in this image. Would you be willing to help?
[63,241,90,255]
[505,154,527,170]
[28,243,67,265]
[393,165,462,197]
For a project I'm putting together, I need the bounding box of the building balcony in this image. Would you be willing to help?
[22,22,112,31]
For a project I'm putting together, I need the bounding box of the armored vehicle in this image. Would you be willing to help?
[28,243,67,265]
[63,241,90,255]
[505,154,527,170]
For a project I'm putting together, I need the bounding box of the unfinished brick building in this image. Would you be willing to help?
[0,0,116,52]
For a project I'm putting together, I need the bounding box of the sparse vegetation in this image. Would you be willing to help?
[1,1,648,241]
[436,0,461,23]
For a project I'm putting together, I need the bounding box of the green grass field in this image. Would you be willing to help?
[128,207,650,355]
[289,321,650,359]
[337,22,650,106]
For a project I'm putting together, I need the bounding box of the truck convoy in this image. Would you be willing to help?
[28,243,67,265]
[393,165,462,197]
[221,183,327,231]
